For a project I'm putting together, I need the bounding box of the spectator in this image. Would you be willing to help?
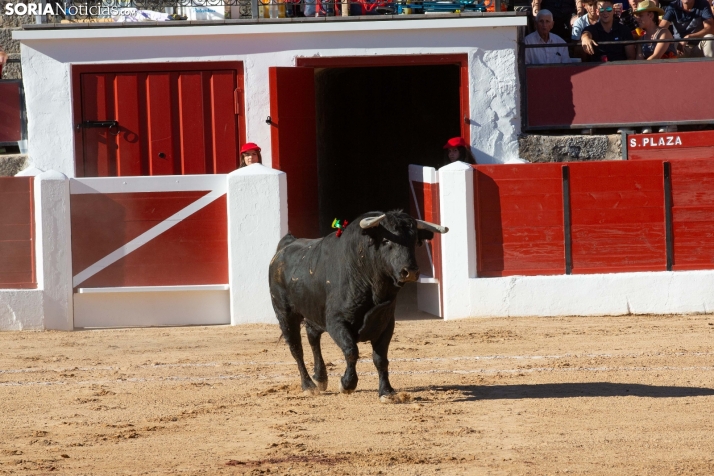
[659,0,714,57]
[635,0,678,59]
[239,143,263,168]
[572,0,600,39]
[581,0,637,60]
[532,0,578,39]
[442,137,476,166]
[525,10,572,64]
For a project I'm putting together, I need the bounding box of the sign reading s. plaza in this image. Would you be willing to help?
[629,135,683,148]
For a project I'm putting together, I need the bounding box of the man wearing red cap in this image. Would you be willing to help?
[239,143,262,168]
[443,137,476,166]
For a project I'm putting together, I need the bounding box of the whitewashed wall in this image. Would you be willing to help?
[15,17,525,177]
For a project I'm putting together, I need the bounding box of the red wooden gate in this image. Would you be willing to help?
[73,63,245,178]
[269,67,320,239]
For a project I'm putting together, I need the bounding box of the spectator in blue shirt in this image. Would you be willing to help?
[660,0,714,57]
[572,0,600,39]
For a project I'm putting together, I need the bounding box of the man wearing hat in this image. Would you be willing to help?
[239,143,262,168]
[659,0,714,57]
[634,0,677,60]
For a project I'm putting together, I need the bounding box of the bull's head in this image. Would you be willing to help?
[359,211,448,287]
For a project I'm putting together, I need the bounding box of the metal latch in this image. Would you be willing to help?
[76,120,119,135]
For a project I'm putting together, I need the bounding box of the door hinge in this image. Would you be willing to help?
[234,89,241,115]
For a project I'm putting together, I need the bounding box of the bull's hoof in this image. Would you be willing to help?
[317,380,328,392]
[302,386,320,396]
[338,381,354,395]
[379,392,411,404]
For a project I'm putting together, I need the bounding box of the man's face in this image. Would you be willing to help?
[585,1,599,16]
[536,15,554,37]
[598,1,614,22]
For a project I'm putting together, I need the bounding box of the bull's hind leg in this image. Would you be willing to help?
[372,318,398,403]
[278,313,319,396]
[305,323,328,392]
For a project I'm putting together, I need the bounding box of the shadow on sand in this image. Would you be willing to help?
[412,383,714,402]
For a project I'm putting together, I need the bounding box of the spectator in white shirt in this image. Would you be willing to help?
[525,10,572,64]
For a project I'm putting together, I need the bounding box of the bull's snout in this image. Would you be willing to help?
[399,267,420,283]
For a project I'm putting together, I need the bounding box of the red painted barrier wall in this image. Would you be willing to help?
[0,177,36,289]
[568,160,666,274]
[474,160,674,277]
[474,164,565,277]
[670,159,714,271]
[0,81,23,143]
[71,191,228,288]
[526,61,714,129]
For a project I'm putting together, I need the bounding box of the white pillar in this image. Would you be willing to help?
[438,161,477,320]
[227,164,288,325]
[34,170,73,330]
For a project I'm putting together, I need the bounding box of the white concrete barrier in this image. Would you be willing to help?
[228,164,288,325]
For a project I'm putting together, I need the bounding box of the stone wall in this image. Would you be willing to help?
[0,9,33,79]
[0,155,28,176]
[519,134,622,163]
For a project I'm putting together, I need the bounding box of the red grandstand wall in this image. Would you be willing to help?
[526,61,714,129]
[0,177,36,289]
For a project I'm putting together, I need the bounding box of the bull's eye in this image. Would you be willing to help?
[382,238,389,244]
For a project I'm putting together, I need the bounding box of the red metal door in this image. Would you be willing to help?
[269,67,320,239]
[79,67,242,177]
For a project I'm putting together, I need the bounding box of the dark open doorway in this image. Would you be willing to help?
[314,65,461,235]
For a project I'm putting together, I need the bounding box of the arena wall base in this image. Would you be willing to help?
[73,289,230,328]
[437,161,714,319]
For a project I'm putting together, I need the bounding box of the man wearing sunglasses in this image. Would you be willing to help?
[581,0,637,60]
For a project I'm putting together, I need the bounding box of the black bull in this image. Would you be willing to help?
[268,211,448,402]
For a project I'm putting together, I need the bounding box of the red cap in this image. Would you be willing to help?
[240,142,261,154]
[443,137,468,149]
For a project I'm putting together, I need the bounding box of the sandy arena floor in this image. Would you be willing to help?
[1,313,714,475]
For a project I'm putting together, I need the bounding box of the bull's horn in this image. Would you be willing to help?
[416,220,449,234]
[360,214,386,229]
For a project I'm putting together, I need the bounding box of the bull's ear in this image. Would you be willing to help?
[417,229,435,243]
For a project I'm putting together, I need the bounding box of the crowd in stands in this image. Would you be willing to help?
[526,0,714,63]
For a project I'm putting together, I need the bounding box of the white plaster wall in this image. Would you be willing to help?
[0,291,44,331]
[227,164,288,325]
[16,18,524,176]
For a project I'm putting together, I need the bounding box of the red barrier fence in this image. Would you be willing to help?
[474,163,565,277]
[474,158,714,278]
[0,177,36,289]
[0,80,23,143]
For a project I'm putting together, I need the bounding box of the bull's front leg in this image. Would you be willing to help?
[327,321,359,394]
[371,318,397,403]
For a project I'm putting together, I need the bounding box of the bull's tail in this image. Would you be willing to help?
[276,233,297,253]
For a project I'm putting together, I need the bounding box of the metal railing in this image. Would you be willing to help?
[28,0,508,21]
